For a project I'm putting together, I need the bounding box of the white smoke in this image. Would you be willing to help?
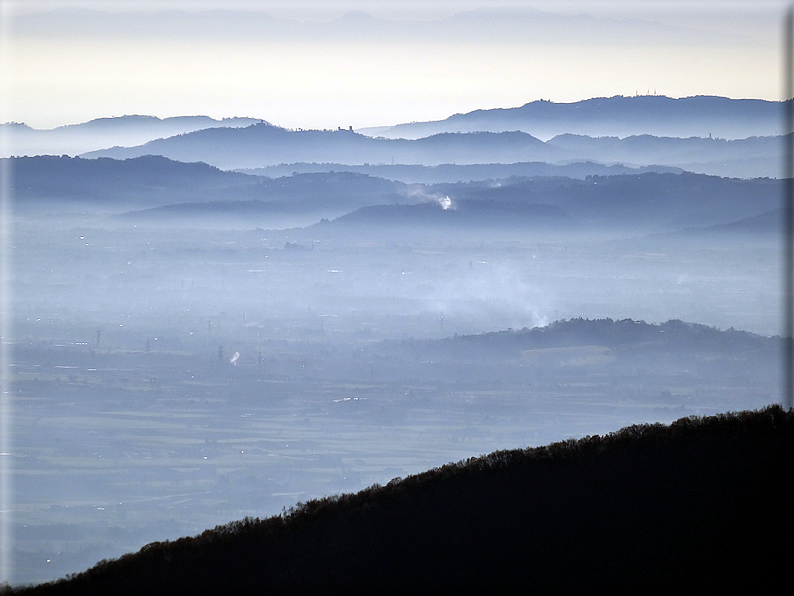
[426,261,552,331]
[438,195,453,210]
[402,187,456,210]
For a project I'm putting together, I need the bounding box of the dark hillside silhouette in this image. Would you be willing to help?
[301,173,781,234]
[11,405,792,593]
[7,155,255,208]
[7,156,410,212]
[430,172,781,230]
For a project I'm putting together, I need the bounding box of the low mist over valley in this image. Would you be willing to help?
[2,91,787,588]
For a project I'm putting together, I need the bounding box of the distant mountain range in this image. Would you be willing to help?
[0,115,263,157]
[360,95,785,141]
[12,156,780,235]
[81,125,563,170]
[80,123,785,179]
[146,176,780,240]
[4,95,783,178]
[546,133,784,179]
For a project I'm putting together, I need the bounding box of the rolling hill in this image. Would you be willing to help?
[13,156,781,236]
[374,317,778,361]
[304,172,782,235]
[81,126,561,170]
[7,155,410,212]
[6,155,256,209]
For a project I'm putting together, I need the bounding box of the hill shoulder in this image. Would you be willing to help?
[12,405,792,593]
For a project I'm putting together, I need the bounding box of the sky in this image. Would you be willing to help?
[0,0,790,130]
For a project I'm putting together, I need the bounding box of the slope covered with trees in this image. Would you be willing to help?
[11,405,792,593]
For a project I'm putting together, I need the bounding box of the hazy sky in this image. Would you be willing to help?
[0,0,789,130]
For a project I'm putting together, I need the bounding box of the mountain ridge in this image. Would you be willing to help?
[79,125,785,178]
[360,95,784,141]
[1,115,264,157]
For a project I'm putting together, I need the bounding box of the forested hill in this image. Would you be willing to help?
[374,318,778,361]
[8,155,409,211]
[13,405,792,592]
[7,155,255,207]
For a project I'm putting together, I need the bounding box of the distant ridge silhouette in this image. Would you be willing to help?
[0,115,263,157]
[360,95,784,141]
[79,123,785,178]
